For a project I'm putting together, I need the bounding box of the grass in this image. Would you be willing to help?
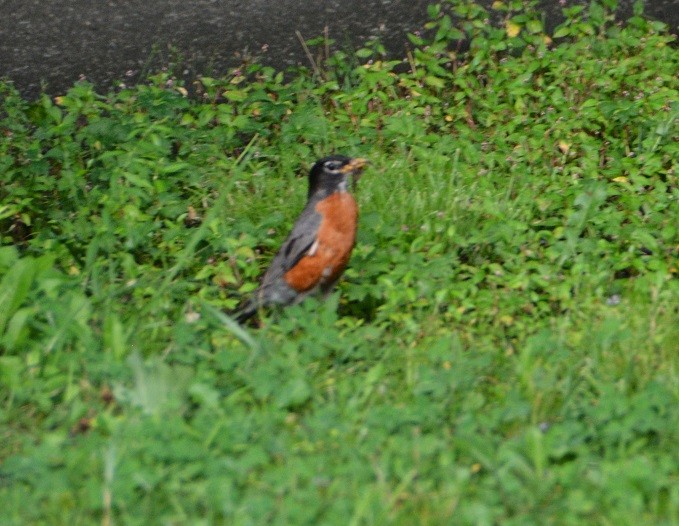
[1,0,678,523]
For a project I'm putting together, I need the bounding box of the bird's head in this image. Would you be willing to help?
[308,155,368,198]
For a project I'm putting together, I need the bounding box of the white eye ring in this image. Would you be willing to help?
[324,160,343,172]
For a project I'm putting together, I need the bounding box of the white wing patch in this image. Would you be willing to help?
[307,239,319,256]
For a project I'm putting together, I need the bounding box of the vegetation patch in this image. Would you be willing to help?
[1,0,677,523]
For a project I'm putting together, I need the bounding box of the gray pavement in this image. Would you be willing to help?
[1,0,677,99]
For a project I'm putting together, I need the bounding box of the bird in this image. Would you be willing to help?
[234,155,367,323]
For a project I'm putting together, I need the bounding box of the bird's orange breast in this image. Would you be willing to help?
[284,192,358,293]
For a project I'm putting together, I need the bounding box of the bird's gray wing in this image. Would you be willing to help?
[259,205,322,286]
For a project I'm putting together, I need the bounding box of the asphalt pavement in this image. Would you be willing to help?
[1,0,677,99]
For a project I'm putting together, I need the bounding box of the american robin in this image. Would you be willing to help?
[235,155,367,323]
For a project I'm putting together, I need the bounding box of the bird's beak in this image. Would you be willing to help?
[341,157,368,174]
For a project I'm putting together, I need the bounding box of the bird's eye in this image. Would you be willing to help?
[324,160,343,171]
